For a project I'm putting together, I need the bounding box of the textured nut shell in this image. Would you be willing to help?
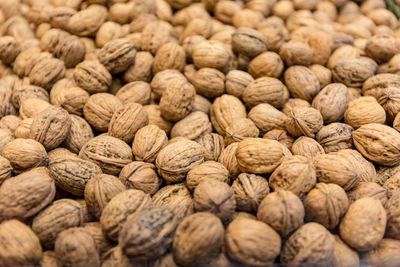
[224,118,259,145]
[362,73,400,99]
[73,60,111,94]
[310,64,332,88]
[0,167,55,222]
[67,5,107,36]
[54,227,100,267]
[141,21,174,54]
[344,96,386,128]
[108,103,148,143]
[119,206,177,259]
[243,77,289,109]
[32,199,83,249]
[156,140,204,183]
[279,41,313,66]
[116,81,151,106]
[286,107,324,138]
[236,138,292,174]
[270,155,316,198]
[332,57,377,87]
[83,93,122,132]
[171,111,212,140]
[186,161,229,192]
[263,129,294,149]
[100,189,152,241]
[118,161,161,195]
[247,51,284,79]
[159,79,196,122]
[383,173,400,198]
[225,217,281,265]
[79,135,132,175]
[0,129,14,154]
[193,179,236,222]
[280,223,335,264]
[54,35,86,68]
[257,190,304,237]
[0,115,21,134]
[192,68,225,98]
[83,222,114,256]
[352,123,400,166]
[231,173,270,212]
[153,42,186,74]
[29,58,66,90]
[362,238,400,267]
[304,183,349,229]
[340,197,387,251]
[97,38,136,74]
[19,98,51,120]
[173,212,224,266]
[0,220,42,266]
[316,123,354,153]
[218,142,241,179]
[51,86,89,116]
[284,66,320,102]
[62,115,94,154]
[225,70,253,98]
[192,40,231,71]
[0,156,12,185]
[348,182,388,206]
[1,138,48,173]
[143,104,173,134]
[84,174,126,219]
[12,85,49,109]
[282,98,311,117]
[132,125,167,163]
[313,149,375,191]
[152,183,194,223]
[30,105,72,150]
[49,157,102,196]
[291,136,325,160]
[210,94,246,135]
[385,192,400,239]
[248,103,287,134]
[333,235,360,267]
[232,27,267,58]
[312,83,349,124]
[123,51,154,82]
[197,133,225,161]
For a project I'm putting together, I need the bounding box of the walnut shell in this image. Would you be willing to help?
[150,69,186,100]
[50,86,89,116]
[0,84,17,118]
[383,173,400,198]
[49,156,102,196]
[12,85,49,109]
[192,67,225,98]
[340,197,387,251]
[100,189,152,241]
[186,161,229,192]
[29,58,66,91]
[362,238,400,267]
[0,167,55,222]
[236,138,292,174]
[119,206,177,259]
[153,42,186,74]
[348,182,388,206]
[224,118,259,145]
[19,98,51,120]
[143,104,173,134]
[0,115,21,134]
[248,103,287,134]
[1,138,48,173]
[243,77,289,109]
[226,217,281,265]
[365,34,400,64]
[67,4,107,36]
[97,39,136,74]
[0,220,42,266]
[312,83,349,124]
[171,111,212,141]
[54,227,100,267]
[116,81,151,106]
[352,123,400,166]
[173,212,224,266]
[0,156,12,185]
[291,136,325,160]
[196,133,225,161]
[313,149,375,191]
[248,51,284,79]
[218,142,241,179]
[269,155,316,198]
[192,40,231,71]
[282,98,311,116]
[304,183,349,229]
[83,222,114,256]
[141,20,174,54]
[279,40,313,67]
[310,64,332,88]
[385,192,400,239]
[54,35,86,68]
[280,222,335,264]
[32,199,83,249]
[257,190,304,237]
[84,173,126,219]
[73,60,111,94]
[362,73,400,99]
[225,70,253,98]
[333,235,360,267]
[286,107,324,138]
[29,105,72,150]
[0,36,21,64]
[344,96,386,129]
[316,123,354,153]
[193,179,236,222]
[131,125,167,163]
[263,129,294,149]
[231,173,269,212]
[101,246,139,267]
[156,139,204,183]
[118,161,161,195]
[232,27,267,58]
[62,114,94,154]
[332,57,377,87]
[284,65,320,102]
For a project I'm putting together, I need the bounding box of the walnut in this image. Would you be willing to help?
[263,129,294,149]
[150,69,186,100]
[140,20,174,54]
[195,133,224,162]
[131,125,167,163]
[19,98,51,120]
[340,197,387,251]
[248,103,287,134]
[0,86,16,118]
[258,24,289,53]
[348,182,388,206]
[291,136,325,160]
[32,199,83,249]
[231,27,267,58]
[333,235,360,267]
[316,123,354,153]
[282,98,311,116]
[73,60,111,94]
[119,161,161,195]
[362,238,400,267]
[100,189,151,241]
[83,222,114,256]
[257,190,304,237]
[385,192,400,239]
[344,96,386,129]
[116,81,151,106]
[279,41,313,66]
[362,73,400,99]
[0,115,21,134]
[171,111,212,141]
[332,57,377,87]
[12,85,49,109]
[218,142,241,179]
[280,222,335,265]
[224,118,259,145]
[376,165,400,186]
[173,212,224,266]
[50,86,89,116]
[365,34,399,64]
[0,36,20,64]
[186,161,229,192]
[225,217,281,265]
[225,70,253,98]
[143,104,173,134]
[40,250,57,267]
[231,173,269,212]
[308,31,333,65]
[62,115,94,154]
[310,64,332,88]
[119,206,177,259]
[376,86,400,123]
[54,35,86,68]
[95,21,126,48]
[0,155,12,185]
[152,43,186,74]
[191,94,211,114]
[383,173,400,198]
[286,107,324,138]
[67,4,107,36]
[123,51,154,83]
[0,220,42,266]
[243,77,289,109]
[54,228,100,267]
[97,38,136,74]
[192,68,225,98]
[192,40,231,71]
[352,123,400,166]
[247,51,284,79]
[284,65,320,102]
[29,57,65,91]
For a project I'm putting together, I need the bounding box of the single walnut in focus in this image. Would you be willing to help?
[67,4,108,36]
[119,161,161,195]
[192,40,231,71]
[0,36,21,64]
[280,223,335,265]
[97,38,136,74]
[116,81,151,106]
[316,123,354,153]
[284,65,320,102]
[247,51,284,79]
[332,57,377,88]
[286,107,324,138]
[186,161,229,192]
[152,42,186,74]
[231,173,270,212]
[225,70,254,98]
[196,133,225,161]
[345,96,386,129]
[279,41,313,66]
[54,228,100,267]
[192,67,225,98]
[62,115,94,154]
[224,118,259,145]
[51,86,89,116]
[248,103,287,134]
[340,197,387,252]
[0,115,21,134]
[291,136,325,160]
[132,125,167,163]
[243,77,289,109]
[232,27,267,58]
[73,60,111,94]
[257,190,304,237]
[171,111,212,141]
[225,217,281,265]
[365,34,399,64]
[173,212,224,266]
[119,206,177,259]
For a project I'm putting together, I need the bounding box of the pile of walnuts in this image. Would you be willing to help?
[1,0,400,266]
